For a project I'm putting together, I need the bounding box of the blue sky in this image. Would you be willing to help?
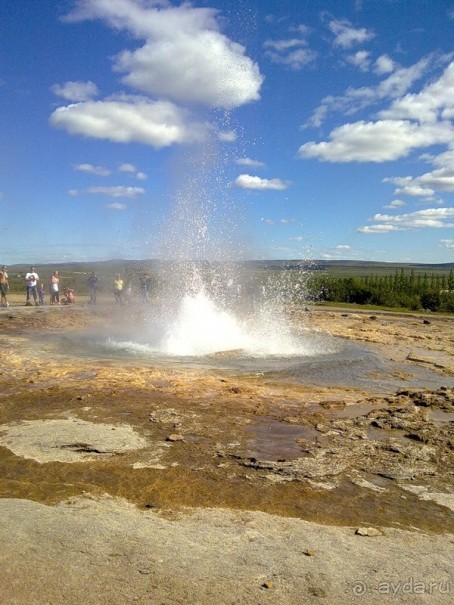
[1,0,453,264]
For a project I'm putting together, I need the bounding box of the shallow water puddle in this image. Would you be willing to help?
[244,417,318,461]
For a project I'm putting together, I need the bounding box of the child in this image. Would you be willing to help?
[62,287,75,304]
[38,283,45,306]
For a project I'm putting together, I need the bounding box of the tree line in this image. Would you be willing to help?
[305,269,454,312]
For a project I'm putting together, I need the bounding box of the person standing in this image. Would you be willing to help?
[113,274,123,304]
[38,283,45,306]
[88,272,99,304]
[140,272,151,302]
[0,265,9,307]
[49,271,60,305]
[25,266,39,306]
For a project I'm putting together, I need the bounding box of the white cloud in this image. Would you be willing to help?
[64,0,263,108]
[424,148,454,170]
[290,236,303,241]
[385,161,454,194]
[51,80,99,102]
[218,130,237,142]
[69,186,145,198]
[118,163,147,180]
[235,157,265,168]
[106,202,127,210]
[233,174,289,190]
[395,185,436,197]
[359,208,454,232]
[384,199,406,209]
[357,224,401,233]
[379,62,454,123]
[264,37,316,70]
[118,163,136,173]
[50,98,207,148]
[336,244,351,250]
[73,163,111,176]
[261,218,274,225]
[441,238,454,249]
[346,50,370,71]
[374,54,395,75]
[299,119,454,162]
[304,56,433,128]
[328,18,374,48]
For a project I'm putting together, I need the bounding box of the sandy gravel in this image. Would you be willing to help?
[1,494,452,605]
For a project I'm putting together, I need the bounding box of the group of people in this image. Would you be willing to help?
[0,266,75,307]
[0,265,153,308]
[25,267,75,306]
[111,272,152,304]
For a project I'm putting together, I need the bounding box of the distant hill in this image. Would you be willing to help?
[8,259,454,274]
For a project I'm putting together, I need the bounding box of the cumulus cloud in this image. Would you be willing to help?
[374,54,395,75]
[379,62,454,123]
[118,163,136,173]
[69,186,145,198]
[384,199,406,209]
[235,157,265,167]
[299,119,453,163]
[373,208,454,228]
[73,163,111,176]
[304,56,433,128]
[358,207,454,232]
[346,50,370,71]
[396,185,436,197]
[441,238,454,249]
[328,18,374,48]
[385,167,454,195]
[233,174,289,190]
[63,0,263,108]
[336,244,351,250]
[51,80,99,102]
[118,163,147,180]
[357,224,401,233]
[50,98,207,148]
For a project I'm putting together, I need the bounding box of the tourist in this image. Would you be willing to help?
[88,272,99,304]
[49,271,60,305]
[38,283,45,306]
[140,272,151,302]
[113,274,123,304]
[62,287,75,305]
[25,266,39,306]
[0,265,9,307]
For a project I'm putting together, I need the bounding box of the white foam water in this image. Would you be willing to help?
[105,289,335,359]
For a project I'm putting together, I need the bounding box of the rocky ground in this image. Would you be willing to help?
[0,303,453,604]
